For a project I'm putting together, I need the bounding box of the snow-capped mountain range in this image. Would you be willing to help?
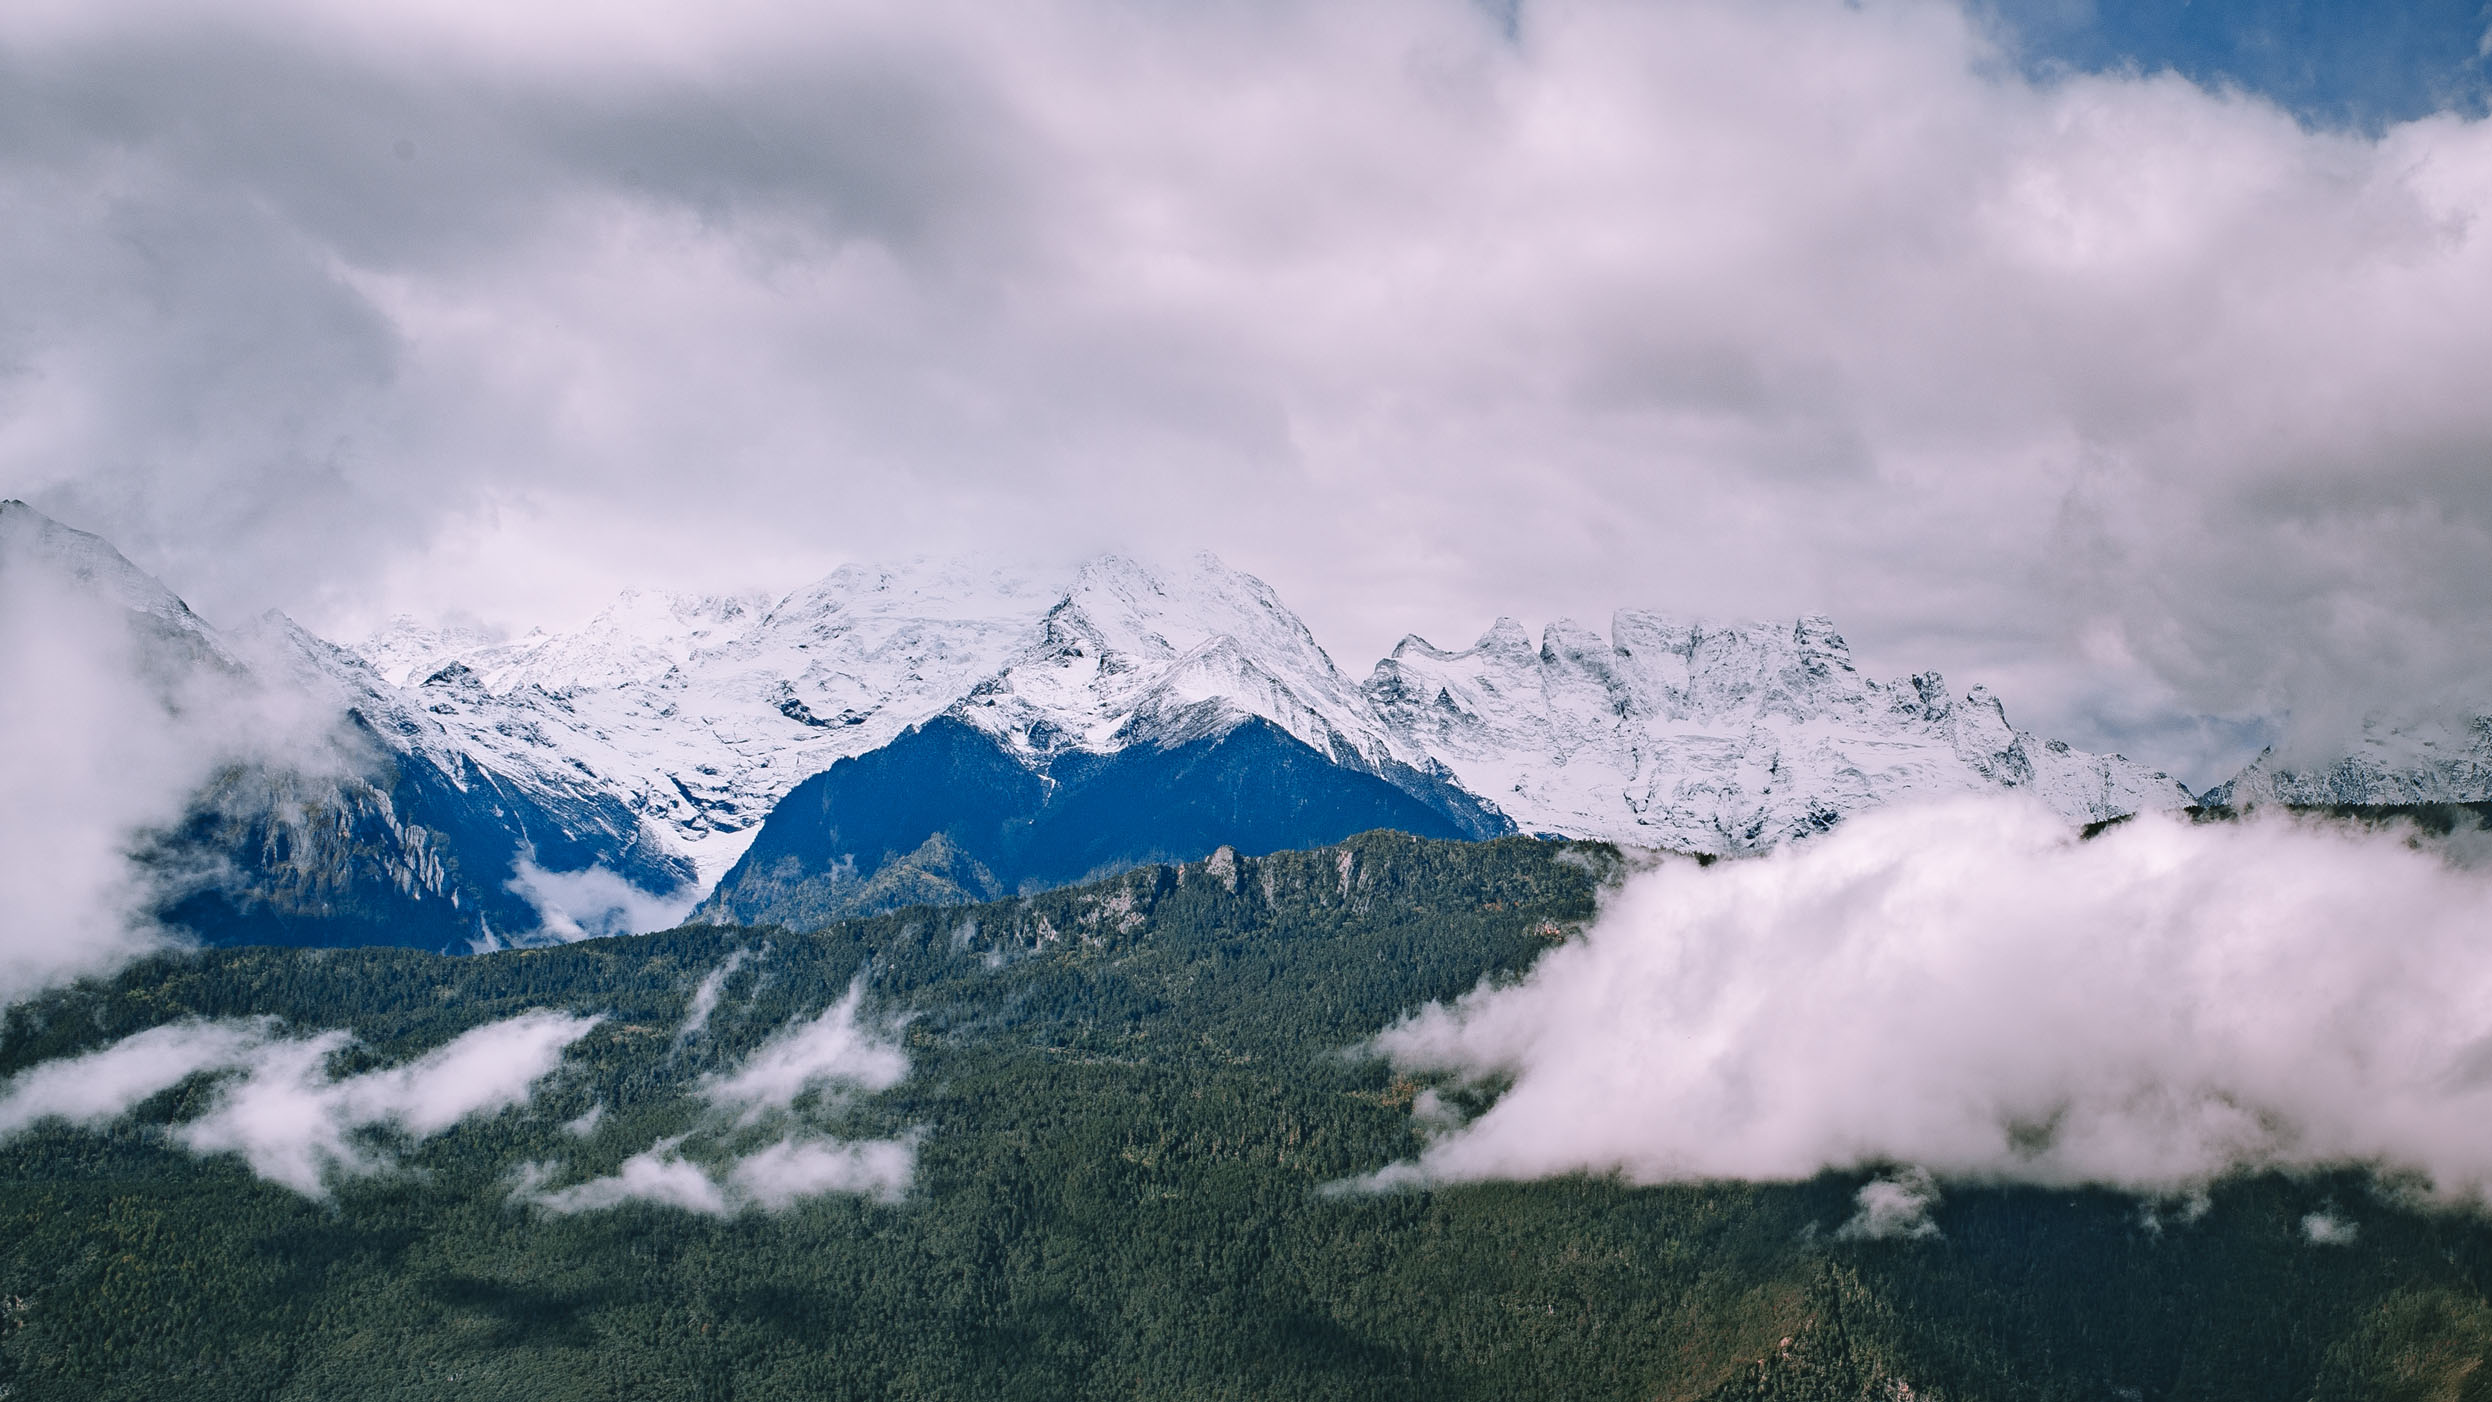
[1366,612,2192,851]
[358,548,2192,892]
[64,494,2477,947]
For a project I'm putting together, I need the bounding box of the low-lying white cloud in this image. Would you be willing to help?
[525,979,919,1214]
[1837,1171,1943,1242]
[522,1131,916,1216]
[2303,1210,2359,1246]
[0,539,227,1003]
[699,977,908,1119]
[0,1018,276,1135]
[1366,796,2492,1198]
[179,1010,600,1194]
[525,1136,730,1216]
[0,1009,599,1195]
[677,947,755,1041]
[507,857,702,944]
[726,1133,915,1209]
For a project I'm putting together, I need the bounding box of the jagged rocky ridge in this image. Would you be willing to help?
[1365,612,2190,852]
[2203,715,2492,808]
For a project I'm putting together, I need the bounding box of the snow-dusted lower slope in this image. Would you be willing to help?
[1365,612,2194,852]
[2203,717,2492,807]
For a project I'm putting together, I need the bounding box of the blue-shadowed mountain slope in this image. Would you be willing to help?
[693,713,1504,927]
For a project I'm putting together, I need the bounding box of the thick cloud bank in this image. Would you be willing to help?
[0,1010,598,1195]
[1368,797,2492,1197]
[9,1,2492,770]
[0,547,228,1001]
[0,506,384,1004]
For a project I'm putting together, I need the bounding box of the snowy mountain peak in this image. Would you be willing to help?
[359,587,776,696]
[949,552,1428,780]
[10,503,2221,948]
[1,501,209,631]
[755,558,1059,646]
[2204,714,2492,807]
[1366,608,2190,851]
[0,502,240,691]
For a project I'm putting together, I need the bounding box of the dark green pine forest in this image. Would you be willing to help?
[5,831,2491,1400]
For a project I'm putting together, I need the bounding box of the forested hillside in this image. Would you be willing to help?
[4,832,2489,1400]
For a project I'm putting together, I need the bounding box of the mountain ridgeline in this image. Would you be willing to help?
[15,498,2491,950]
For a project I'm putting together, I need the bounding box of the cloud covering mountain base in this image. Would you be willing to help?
[1366,797,2492,1198]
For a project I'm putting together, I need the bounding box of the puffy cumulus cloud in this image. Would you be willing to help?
[520,1131,916,1216]
[4,2,2491,777]
[698,976,908,1120]
[0,1009,599,1196]
[1363,796,2492,1198]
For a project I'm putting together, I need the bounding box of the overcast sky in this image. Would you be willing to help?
[6,0,2491,785]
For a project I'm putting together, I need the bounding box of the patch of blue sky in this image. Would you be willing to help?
[1977,0,2492,129]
